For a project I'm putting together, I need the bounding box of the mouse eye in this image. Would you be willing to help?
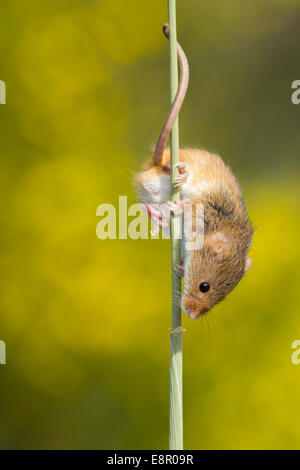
[199,282,210,293]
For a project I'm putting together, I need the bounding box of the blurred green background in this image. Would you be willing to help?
[0,0,300,450]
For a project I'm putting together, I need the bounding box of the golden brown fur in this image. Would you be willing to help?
[135,148,254,318]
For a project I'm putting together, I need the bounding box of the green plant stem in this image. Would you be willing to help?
[168,0,183,451]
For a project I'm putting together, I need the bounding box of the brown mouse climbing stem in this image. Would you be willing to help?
[135,4,254,452]
[153,24,190,166]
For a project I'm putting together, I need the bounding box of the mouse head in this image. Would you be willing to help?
[182,230,252,319]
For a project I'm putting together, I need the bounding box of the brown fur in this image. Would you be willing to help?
[183,189,254,318]
[135,148,255,319]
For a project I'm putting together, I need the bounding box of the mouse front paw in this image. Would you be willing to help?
[174,162,189,187]
[174,257,185,278]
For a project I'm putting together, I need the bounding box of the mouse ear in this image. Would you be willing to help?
[244,257,252,275]
[208,230,234,258]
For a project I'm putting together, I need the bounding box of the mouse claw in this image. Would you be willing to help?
[174,162,189,187]
[167,200,184,216]
[143,204,161,219]
[175,162,186,173]
[144,204,170,234]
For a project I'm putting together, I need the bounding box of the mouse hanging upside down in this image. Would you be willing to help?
[135,25,254,319]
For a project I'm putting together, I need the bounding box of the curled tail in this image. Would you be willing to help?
[153,24,190,166]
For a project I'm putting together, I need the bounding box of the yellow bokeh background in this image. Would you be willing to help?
[0,0,300,449]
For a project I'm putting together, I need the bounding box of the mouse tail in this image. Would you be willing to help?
[153,24,190,166]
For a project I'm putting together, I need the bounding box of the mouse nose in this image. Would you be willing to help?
[182,296,201,320]
[187,310,200,320]
[182,295,209,319]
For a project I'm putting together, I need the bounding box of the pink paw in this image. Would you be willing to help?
[143,204,169,236]
[174,162,189,187]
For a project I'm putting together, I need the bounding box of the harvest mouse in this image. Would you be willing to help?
[135,25,254,319]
